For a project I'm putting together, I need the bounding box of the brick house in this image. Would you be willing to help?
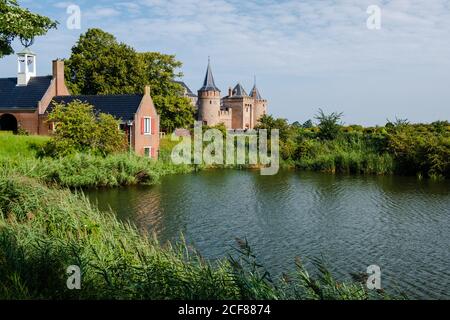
[0,49,159,158]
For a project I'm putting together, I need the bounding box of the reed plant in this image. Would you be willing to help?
[0,173,396,300]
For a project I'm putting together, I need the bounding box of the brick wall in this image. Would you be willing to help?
[132,87,160,159]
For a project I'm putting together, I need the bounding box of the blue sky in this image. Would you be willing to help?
[1,0,450,125]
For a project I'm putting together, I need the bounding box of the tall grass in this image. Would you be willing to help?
[0,153,192,188]
[0,174,395,300]
[0,132,49,161]
[0,133,192,188]
[294,136,395,175]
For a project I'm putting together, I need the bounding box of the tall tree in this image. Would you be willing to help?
[0,0,57,58]
[65,29,145,95]
[65,29,195,132]
[153,95,195,133]
[315,109,344,140]
[139,52,184,97]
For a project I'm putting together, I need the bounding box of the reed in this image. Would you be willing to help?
[0,174,396,300]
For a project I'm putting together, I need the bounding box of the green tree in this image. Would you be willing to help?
[65,29,195,132]
[65,29,145,95]
[255,114,290,141]
[43,100,127,157]
[153,95,195,133]
[302,119,313,129]
[0,0,57,58]
[139,52,184,97]
[315,109,343,140]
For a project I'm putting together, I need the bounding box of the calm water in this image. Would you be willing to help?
[86,170,450,299]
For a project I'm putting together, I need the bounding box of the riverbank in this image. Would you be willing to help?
[0,134,192,188]
[1,130,448,190]
[0,173,393,299]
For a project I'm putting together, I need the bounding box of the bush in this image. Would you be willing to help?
[42,100,127,157]
[387,124,450,178]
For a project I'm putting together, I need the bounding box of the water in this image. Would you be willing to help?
[86,170,450,299]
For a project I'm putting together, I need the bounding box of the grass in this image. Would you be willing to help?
[0,173,395,300]
[292,136,395,175]
[0,133,192,188]
[0,132,49,161]
[0,153,193,188]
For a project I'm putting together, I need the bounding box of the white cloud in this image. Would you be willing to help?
[1,0,449,124]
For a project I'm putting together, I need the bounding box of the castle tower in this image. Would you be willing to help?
[197,58,221,126]
[17,48,36,86]
[250,78,267,125]
[222,82,255,129]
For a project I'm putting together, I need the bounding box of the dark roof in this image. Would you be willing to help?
[49,95,144,121]
[231,83,248,98]
[250,85,263,100]
[0,76,52,110]
[199,60,220,92]
[174,80,197,97]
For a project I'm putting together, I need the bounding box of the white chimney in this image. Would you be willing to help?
[17,48,36,86]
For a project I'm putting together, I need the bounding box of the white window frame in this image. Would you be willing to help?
[144,117,152,135]
[144,146,152,158]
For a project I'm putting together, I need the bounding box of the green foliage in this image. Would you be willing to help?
[65,29,145,95]
[386,123,450,179]
[0,0,57,57]
[65,28,195,132]
[153,95,195,133]
[0,174,395,299]
[315,109,344,140]
[43,100,127,157]
[255,114,290,141]
[139,51,184,97]
[0,153,191,188]
[302,119,313,129]
[0,132,49,161]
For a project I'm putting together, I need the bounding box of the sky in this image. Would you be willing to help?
[1,0,450,125]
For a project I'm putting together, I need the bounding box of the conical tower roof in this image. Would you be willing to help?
[250,85,263,100]
[199,58,220,92]
[232,83,248,97]
[250,76,263,100]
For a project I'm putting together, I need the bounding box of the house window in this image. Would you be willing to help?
[144,117,151,135]
[144,146,152,158]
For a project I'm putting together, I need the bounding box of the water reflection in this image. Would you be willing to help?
[86,171,450,299]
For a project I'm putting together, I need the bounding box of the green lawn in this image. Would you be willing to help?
[0,132,49,160]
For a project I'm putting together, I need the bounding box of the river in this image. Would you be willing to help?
[86,170,450,299]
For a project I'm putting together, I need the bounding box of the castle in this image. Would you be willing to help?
[180,59,268,130]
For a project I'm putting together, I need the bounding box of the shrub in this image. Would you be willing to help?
[42,100,127,157]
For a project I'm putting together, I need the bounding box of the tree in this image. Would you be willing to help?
[0,0,57,58]
[315,109,343,140]
[302,119,313,129]
[65,29,195,132]
[255,114,290,141]
[153,95,195,133]
[291,121,302,128]
[65,29,145,95]
[42,100,127,157]
[139,52,184,97]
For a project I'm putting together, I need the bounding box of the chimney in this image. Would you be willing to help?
[52,60,67,95]
[228,87,232,97]
[144,85,151,96]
